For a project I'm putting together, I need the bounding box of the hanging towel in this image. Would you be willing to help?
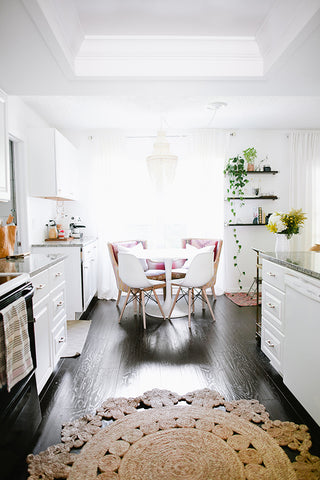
[0,297,33,392]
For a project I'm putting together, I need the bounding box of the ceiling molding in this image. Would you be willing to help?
[22,0,83,78]
[20,0,320,80]
[77,36,263,78]
[256,0,320,73]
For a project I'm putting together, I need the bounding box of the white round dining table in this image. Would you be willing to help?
[135,248,190,318]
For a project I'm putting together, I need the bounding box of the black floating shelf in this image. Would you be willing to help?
[247,170,278,174]
[226,223,267,226]
[227,196,278,200]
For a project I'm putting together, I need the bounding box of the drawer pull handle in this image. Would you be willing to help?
[267,272,276,277]
[55,272,63,277]
[58,336,65,343]
[267,302,275,309]
[36,284,46,290]
[57,301,64,307]
[266,339,275,348]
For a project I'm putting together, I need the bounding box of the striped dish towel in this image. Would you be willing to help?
[0,297,33,392]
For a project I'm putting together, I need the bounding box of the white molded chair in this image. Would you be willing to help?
[168,251,216,328]
[118,252,166,329]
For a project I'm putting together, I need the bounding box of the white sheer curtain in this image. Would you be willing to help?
[93,129,228,299]
[289,131,320,250]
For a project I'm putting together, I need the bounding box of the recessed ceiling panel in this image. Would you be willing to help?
[75,0,276,36]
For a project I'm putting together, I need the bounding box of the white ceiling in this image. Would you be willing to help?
[75,0,276,36]
[1,0,320,129]
[21,95,320,130]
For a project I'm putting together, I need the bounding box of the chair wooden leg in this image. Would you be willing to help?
[188,288,192,328]
[141,290,146,329]
[168,287,181,319]
[116,289,122,306]
[202,291,206,310]
[119,290,131,323]
[153,289,166,319]
[203,289,215,321]
[163,286,166,299]
[192,289,195,313]
[133,295,137,315]
[211,285,217,300]
[139,291,142,315]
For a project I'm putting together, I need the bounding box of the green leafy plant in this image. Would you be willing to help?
[243,147,257,168]
[224,156,249,290]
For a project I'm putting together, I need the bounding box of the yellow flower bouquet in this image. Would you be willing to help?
[267,209,307,239]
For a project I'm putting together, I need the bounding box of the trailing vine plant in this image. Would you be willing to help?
[224,155,249,290]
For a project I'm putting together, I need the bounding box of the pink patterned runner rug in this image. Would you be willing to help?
[225,292,260,307]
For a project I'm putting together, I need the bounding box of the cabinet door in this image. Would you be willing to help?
[82,242,98,311]
[89,242,98,301]
[82,254,91,311]
[0,90,10,201]
[55,130,77,200]
[34,299,52,393]
[28,128,77,200]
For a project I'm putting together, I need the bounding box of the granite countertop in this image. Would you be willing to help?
[32,236,97,248]
[0,253,66,277]
[260,251,320,281]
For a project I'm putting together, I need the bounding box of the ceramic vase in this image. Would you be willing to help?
[275,234,291,253]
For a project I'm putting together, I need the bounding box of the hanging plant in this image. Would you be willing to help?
[224,156,249,290]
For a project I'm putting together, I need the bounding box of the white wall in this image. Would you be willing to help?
[60,128,290,293]
[7,96,57,248]
[224,130,289,292]
[4,96,291,291]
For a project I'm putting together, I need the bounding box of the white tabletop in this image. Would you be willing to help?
[134,247,189,319]
[135,247,189,261]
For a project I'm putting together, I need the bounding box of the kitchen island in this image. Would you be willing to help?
[260,250,320,426]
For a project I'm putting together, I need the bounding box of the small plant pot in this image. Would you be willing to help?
[247,163,255,171]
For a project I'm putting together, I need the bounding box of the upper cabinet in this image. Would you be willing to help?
[28,128,77,201]
[0,90,10,202]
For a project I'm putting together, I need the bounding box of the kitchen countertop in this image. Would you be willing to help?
[0,253,66,277]
[260,251,320,281]
[32,236,97,248]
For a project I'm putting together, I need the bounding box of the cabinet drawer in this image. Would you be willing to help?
[52,318,67,365]
[262,260,285,291]
[262,282,285,332]
[32,269,50,305]
[49,261,65,290]
[51,283,66,320]
[261,317,284,374]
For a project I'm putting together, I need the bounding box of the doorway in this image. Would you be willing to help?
[0,138,29,252]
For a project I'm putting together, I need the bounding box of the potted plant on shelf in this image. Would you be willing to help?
[224,155,249,290]
[243,147,257,171]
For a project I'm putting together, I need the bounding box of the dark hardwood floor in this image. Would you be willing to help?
[16,295,320,479]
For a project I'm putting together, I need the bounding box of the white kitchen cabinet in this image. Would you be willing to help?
[261,259,288,375]
[283,273,320,425]
[0,89,10,202]
[33,298,51,394]
[28,128,77,200]
[82,242,98,311]
[32,239,97,320]
[32,258,67,393]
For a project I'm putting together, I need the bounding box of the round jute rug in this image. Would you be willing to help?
[67,406,295,480]
[27,389,320,480]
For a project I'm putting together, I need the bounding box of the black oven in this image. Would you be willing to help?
[0,279,42,480]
